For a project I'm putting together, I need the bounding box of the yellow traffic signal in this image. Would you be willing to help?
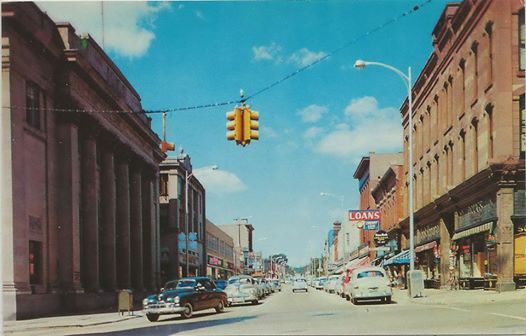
[226,107,243,144]
[243,107,259,143]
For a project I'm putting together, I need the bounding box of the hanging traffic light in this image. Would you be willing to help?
[243,106,259,143]
[226,107,243,144]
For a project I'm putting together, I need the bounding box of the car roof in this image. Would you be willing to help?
[179,276,211,281]
[352,266,385,274]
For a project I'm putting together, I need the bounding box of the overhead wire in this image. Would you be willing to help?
[3,0,433,115]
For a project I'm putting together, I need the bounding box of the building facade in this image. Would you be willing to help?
[399,0,525,290]
[219,221,254,274]
[205,219,235,279]
[159,154,206,282]
[2,3,165,320]
[353,153,403,259]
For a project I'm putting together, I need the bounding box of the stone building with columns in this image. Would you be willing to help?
[2,3,165,319]
[398,0,525,291]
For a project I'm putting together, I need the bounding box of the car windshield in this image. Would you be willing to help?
[176,280,196,288]
[356,271,384,278]
[295,279,306,283]
[228,277,251,285]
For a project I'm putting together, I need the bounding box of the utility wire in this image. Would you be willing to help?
[3,0,433,115]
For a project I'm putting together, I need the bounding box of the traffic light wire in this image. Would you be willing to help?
[3,0,432,115]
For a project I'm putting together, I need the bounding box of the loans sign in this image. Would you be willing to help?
[348,210,381,231]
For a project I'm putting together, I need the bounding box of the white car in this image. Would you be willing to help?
[325,275,340,293]
[224,275,260,305]
[334,274,345,297]
[344,266,392,304]
[292,278,308,293]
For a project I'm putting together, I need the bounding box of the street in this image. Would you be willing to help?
[13,285,521,335]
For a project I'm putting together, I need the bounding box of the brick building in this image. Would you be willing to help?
[2,3,165,319]
[399,0,525,290]
[205,219,235,279]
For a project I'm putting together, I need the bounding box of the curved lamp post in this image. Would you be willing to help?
[354,60,415,272]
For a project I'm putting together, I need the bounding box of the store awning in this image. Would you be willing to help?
[345,256,370,272]
[415,240,437,253]
[384,250,410,266]
[452,222,493,241]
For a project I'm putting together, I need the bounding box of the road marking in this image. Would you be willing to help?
[489,312,526,322]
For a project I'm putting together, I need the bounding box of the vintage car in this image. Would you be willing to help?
[257,278,272,295]
[325,275,340,293]
[292,278,308,293]
[142,277,227,322]
[334,274,346,297]
[270,279,282,292]
[344,266,392,304]
[224,275,260,305]
[214,279,228,291]
[316,276,327,290]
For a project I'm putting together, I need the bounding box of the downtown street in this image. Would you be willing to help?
[4,285,526,335]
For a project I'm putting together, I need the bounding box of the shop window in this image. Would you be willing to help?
[26,81,41,130]
[29,240,42,285]
[520,95,525,159]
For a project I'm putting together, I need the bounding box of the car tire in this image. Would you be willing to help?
[385,296,392,304]
[352,298,359,305]
[146,313,159,322]
[251,299,258,305]
[345,294,350,301]
[293,289,296,293]
[180,302,193,319]
[215,299,225,313]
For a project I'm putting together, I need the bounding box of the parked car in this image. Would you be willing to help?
[214,279,228,291]
[316,277,327,290]
[334,274,345,297]
[292,278,308,293]
[160,279,179,292]
[344,266,392,304]
[270,279,282,292]
[257,278,272,295]
[325,275,340,293]
[312,279,320,288]
[142,277,227,322]
[224,275,260,305]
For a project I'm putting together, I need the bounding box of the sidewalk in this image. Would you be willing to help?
[3,310,144,335]
[393,287,526,306]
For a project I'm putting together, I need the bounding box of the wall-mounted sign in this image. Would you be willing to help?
[457,198,496,230]
[416,224,440,245]
[349,210,381,221]
[373,230,389,246]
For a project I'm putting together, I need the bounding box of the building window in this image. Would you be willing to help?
[520,10,525,71]
[29,240,42,285]
[159,174,168,196]
[26,82,41,130]
[433,95,440,141]
[472,119,479,174]
[486,104,494,161]
[485,22,494,85]
[448,143,454,186]
[177,175,183,199]
[434,155,440,196]
[471,42,479,102]
[459,59,466,115]
[460,130,466,182]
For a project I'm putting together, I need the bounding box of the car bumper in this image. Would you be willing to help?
[353,290,392,299]
[227,294,257,304]
[144,303,186,315]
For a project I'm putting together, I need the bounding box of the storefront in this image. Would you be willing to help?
[207,255,234,280]
[513,188,526,288]
[452,198,497,290]
[415,223,441,288]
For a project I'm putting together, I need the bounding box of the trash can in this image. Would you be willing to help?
[118,289,133,315]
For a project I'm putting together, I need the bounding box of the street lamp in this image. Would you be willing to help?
[185,165,219,276]
[354,59,415,273]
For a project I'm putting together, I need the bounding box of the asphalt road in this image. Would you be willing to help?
[62,285,525,335]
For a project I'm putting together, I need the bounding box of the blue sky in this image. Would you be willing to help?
[38,0,449,266]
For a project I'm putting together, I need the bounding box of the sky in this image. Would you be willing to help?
[37,0,449,267]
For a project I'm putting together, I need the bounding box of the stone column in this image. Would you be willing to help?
[496,185,516,292]
[142,175,153,290]
[81,135,99,292]
[116,157,131,289]
[56,122,83,293]
[130,166,144,291]
[100,149,117,290]
[439,216,451,289]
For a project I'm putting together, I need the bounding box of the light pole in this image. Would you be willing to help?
[185,165,218,276]
[354,59,415,272]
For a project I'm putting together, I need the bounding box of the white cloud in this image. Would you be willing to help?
[314,97,402,159]
[303,126,323,139]
[36,1,170,58]
[297,104,328,123]
[252,42,282,62]
[288,48,328,67]
[193,169,247,194]
[262,126,279,139]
